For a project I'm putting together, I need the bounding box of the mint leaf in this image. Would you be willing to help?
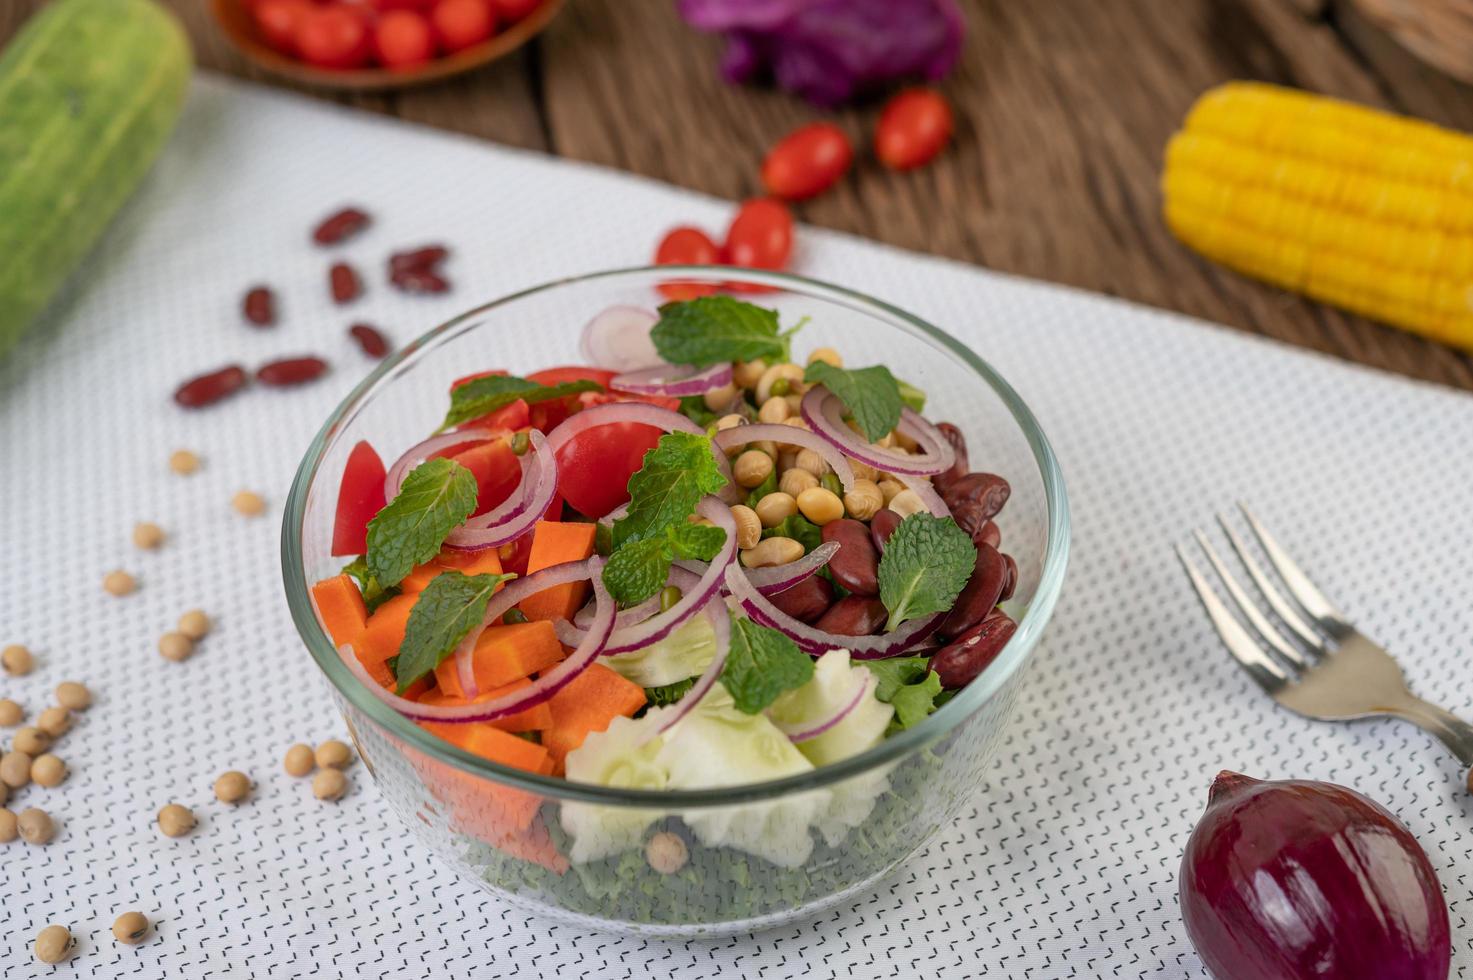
[876,513,975,630]
[760,514,822,553]
[365,458,479,588]
[721,617,814,714]
[442,375,601,429]
[393,570,515,692]
[804,362,903,443]
[603,521,726,606]
[341,556,397,614]
[611,432,727,549]
[602,537,671,607]
[651,296,796,368]
[896,378,927,412]
[667,522,726,561]
[643,677,696,708]
[862,657,943,731]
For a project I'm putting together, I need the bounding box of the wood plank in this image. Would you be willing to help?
[539,0,1473,389]
[4,0,1471,389]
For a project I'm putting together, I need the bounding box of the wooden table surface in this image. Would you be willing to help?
[7,0,1473,390]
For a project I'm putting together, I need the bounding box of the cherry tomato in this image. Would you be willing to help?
[368,0,436,9]
[654,226,721,301]
[331,440,387,556]
[254,0,312,54]
[875,88,954,171]
[374,10,437,68]
[489,0,542,20]
[526,366,617,389]
[431,0,497,52]
[723,198,793,291]
[761,123,853,201]
[554,422,664,519]
[295,6,372,69]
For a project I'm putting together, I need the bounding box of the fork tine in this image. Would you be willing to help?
[1193,530,1311,670]
[1176,544,1291,690]
[1216,515,1329,654]
[1238,503,1351,634]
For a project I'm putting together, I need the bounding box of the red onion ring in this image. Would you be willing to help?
[711,423,856,492]
[776,671,877,743]
[443,430,559,550]
[569,565,702,631]
[897,474,951,518]
[544,401,734,492]
[383,428,503,501]
[799,387,954,477]
[611,363,733,397]
[337,557,615,723]
[723,562,942,659]
[578,305,662,372]
[559,499,736,655]
[642,599,732,744]
[741,542,840,595]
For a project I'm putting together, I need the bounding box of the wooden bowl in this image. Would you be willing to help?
[209,0,566,92]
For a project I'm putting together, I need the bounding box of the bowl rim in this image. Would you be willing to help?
[282,265,1071,807]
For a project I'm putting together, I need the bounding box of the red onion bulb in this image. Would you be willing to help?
[1180,771,1450,980]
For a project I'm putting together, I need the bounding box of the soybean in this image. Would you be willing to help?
[18,807,54,844]
[158,803,196,837]
[315,740,353,770]
[55,681,91,711]
[113,911,150,945]
[1,644,31,676]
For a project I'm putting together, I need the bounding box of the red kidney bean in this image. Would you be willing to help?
[768,573,834,624]
[928,611,1017,689]
[256,356,328,386]
[931,421,969,493]
[389,245,449,275]
[814,596,887,636]
[313,207,371,246]
[242,286,276,327]
[349,323,391,358]
[937,542,1008,639]
[391,268,450,294]
[869,508,902,553]
[941,472,1010,520]
[820,518,880,596]
[951,500,1004,549]
[174,365,248,408]
[330,262,363,304]
[1000,553,1018,601]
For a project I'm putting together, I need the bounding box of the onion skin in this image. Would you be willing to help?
[1180,771,1450,980]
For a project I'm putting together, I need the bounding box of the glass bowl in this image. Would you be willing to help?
[283,266,1070,937]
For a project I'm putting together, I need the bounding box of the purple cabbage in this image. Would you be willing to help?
[678,0,966,107]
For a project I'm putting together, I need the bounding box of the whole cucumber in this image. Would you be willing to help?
[0,0,191,357]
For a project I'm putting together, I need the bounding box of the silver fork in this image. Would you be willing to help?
[1178,503,1473,793]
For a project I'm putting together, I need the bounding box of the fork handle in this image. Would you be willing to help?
[1387,697,1473,790]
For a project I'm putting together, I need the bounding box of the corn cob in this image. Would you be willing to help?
[1162,81,1473,351]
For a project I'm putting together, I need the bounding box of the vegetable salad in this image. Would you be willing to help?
[311,294,1019,868]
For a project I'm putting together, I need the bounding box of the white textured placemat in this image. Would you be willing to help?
[2,74,1469,978]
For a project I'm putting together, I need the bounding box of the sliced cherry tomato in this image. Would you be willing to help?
[875,88,954,171]
[761,123,853,201]
[489,0,543,20]
[369,0,436,9]
[448,437,522,516]
[654,226,721,301]
[294,6,372,69]
[431,0,497,52]
[331,440,387,556]
[374,10,437,68]
[526,366,617,388]
[254,0,312,54]
[554,421,663,519]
